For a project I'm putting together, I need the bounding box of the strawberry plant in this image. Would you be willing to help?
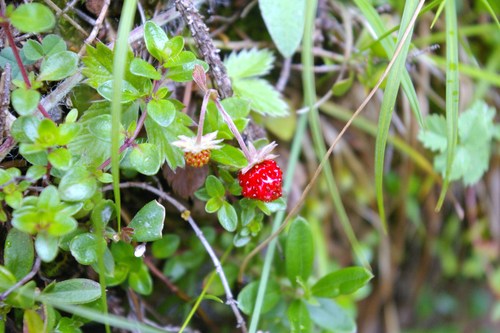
[1,0,499,332]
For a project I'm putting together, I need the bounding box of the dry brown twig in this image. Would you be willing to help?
[174,0,233,99]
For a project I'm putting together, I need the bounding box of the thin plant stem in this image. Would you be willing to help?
[0,257,41,301]
[195,90,211,144]
[213,97,252,161]
[109,182,248,333]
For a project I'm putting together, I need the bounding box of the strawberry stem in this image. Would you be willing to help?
[213,96,253,162]
[196,90,211,145]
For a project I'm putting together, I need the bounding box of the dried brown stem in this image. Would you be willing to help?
[174,0,233,98]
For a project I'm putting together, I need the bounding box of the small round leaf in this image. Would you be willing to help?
[38,51,78,81]
[10,3,55,33]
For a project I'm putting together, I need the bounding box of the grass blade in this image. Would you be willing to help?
[374,0,422,230]
[354,0,424,127]
[436,0,460,210]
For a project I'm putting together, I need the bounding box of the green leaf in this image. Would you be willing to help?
[35,232,59,262]
[143,21,169,62]
[163,36,184,61]
[306,298,356,332]
[128,263,152,295]
[48,147,72,171]
[129,200,165,242]
[68,112,125,167]
[40,279,102,304]
[23,309,45,333]
[205,175,225,198]
[418,114,448,152]
[70,233,104,265]
[91,200,116,227]
[205,197,223,213]
[374,0,419,229]
[0,47,35,81]
[152,234,180,259]
[11,87,40,116]
[286,217,314,286]
[233,79,289,117]
[41,34,67,56]
[38,51,79,81]
[10,3,55,33]
[217,201,238,232]
[59,166,98,202]
[130,58,161,80]
[225,49,275,79]
[237,280,281,315]
[38,185,60,209]
[54,317,83,333]
[129,143,161,176]
[210,145,247,168]
[97,79,141,103]
[23,40,44,61]
[147,99,176,127]
[259,0,305,57]
[311,266,373,298]
[0,265,17,291]
[5,229,34,281]
[166,57,208,82]
[288,300,312,333]
[144,113,192,170]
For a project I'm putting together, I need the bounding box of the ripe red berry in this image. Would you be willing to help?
[238,160,283,202]
[185,150,211,167]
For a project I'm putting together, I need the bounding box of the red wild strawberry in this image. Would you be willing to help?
[184,150,211,168]
[238,159,283,202]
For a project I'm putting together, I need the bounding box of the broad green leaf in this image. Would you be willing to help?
[48,147,72,171]
[91,199,116,227]
[166,58,208,82]
[288,300,312,333]
[306,298,356,332]
[54,317,83,333]
[5,229,34,281]
[237,280,281,315]
[23,40,44,61]
[47,214,78,237]
[130,58,161,80]
[163,36,184,61]
[147,99,176,127]
[40,279,102,304]
[38,51,79,81]
[205,175,225,198]
[233,78,289,117]
[225,49,274,79]
[0,47,35,81]
[38,185,60,209]
[129,143,161,176]
[26,165,46,181]
[418,114,448,152]
[11,87,40,115]
[10,3,55,33]
[163,50,196,68]
[59,166,98,202]
[0,265,16,291]
[97,79,141,103]
[35,232,59,262]
[286,217,314,286]
[128,263,152,295]
[259,0,306,57]
[41,34,67,56]
[152,234,180,259]
[82,43,150,92]
[144,113,192,170]
[129,200,165,242]
[11,112,40,141]
[205,197,223,213]
[210,145,247,168]
[312,267,373,298]
[144,21,169,62]
[217,201,238,232]
[70,233,104,265]
[23,309,45,333]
